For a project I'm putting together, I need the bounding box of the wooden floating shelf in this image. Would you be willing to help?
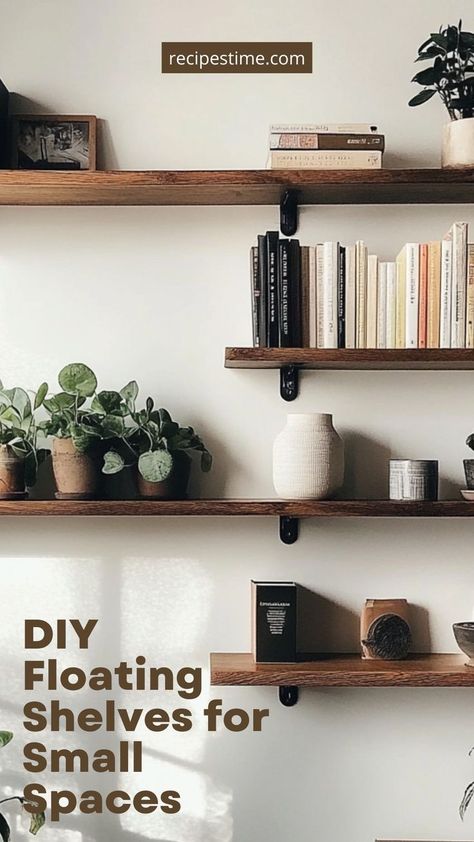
[0,499,473,517]
[0,167,474,206]
[225,348,474,370]
[210,653,474,688]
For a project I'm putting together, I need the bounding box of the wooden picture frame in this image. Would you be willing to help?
[11,114,97,171]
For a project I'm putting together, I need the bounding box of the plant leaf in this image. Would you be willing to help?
[28,811,45,835]
[201,450,212,472]
[412,66,442,85]
[0,813,10,842]
[58,363,97,398]
[408,88,436,106]
[460,780,474,819]
[102,451,125,475]
[139,449,173,483]
[92,391,123,415]
[34,382,48,410]
[120,380,138,408]
[0,731,13,748]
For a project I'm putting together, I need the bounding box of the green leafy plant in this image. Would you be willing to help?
[102,386,212,483]
[409,21,474,118]
[0,731,45,838]
[0,382,48,486]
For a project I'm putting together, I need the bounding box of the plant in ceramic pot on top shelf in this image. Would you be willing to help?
[0,382,47,500]
[409,21,474,167]
[102,385,212,499]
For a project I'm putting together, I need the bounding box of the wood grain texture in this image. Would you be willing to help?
[225,348,474,369]
[0,499,473,516]
[210,653,474,687]
[0,168,474,205]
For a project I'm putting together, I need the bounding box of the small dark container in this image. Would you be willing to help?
[453,622,474,666]
[464,459,474,490]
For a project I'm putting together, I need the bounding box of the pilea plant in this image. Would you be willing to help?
[409,21,474,118]
[0,383,48,486]
[0,731,45,839]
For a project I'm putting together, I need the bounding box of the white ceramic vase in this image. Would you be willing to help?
[273,413,344,500]
[442,117,474,168]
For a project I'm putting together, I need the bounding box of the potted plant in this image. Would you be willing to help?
[409,21,474,167]
[0,730,45,839]
[40,363,127,500]
[102,386,212,499]
[0,382,47,499]
[464,433,474,489]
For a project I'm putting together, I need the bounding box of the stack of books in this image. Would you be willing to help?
[266,123,384,170]
[250,222,474,349]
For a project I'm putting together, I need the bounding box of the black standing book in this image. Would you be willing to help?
[338,245,346,348]
[265,231,279,347]
[278,238,291,346]
[0,80,9,168]
[289,239,301,347]
[257,234,267,346]
[252,581,297,663]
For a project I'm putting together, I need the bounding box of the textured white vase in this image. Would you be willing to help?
[273,413,344,500]
[442,117,474,168]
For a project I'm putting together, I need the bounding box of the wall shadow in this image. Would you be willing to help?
[342,431,392,499]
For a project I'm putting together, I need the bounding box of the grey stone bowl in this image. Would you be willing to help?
[453,622,474,666]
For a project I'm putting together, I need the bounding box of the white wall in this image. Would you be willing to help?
[1,1,474,840]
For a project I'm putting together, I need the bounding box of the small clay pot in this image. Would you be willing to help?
[0,444,27,499]
[137,452,191,500]
[464,459,474,490]
[52,437,100,500]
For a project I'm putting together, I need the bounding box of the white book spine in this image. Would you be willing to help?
[269,122,378,134]
[440,239,453,348]
[450,221,468,348]
[322,242,338,348]
[385,262,397,348]
[366,254,378,348]
[356,241,367,349]
[405,243,419,348]
[316,245,325,348]
[345,244,356,349]
[308,246,317,348]
[377,262,388,349]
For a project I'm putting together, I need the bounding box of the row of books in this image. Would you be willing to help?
[250,222,474,349]
[266,122,384,170]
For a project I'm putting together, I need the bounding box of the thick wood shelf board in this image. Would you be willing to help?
[1,168,474,206]
[0,499,473,516]
[225,348,474,370]
[211,653,474,687]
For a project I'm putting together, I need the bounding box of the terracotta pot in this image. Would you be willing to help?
[52,437,100,500]
[137,452,191,500]
[442,117,474,168]
[0,444,27,499]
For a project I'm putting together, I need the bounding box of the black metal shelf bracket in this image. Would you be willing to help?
[280,365,299,401]
[279,686,299,707]
[280,189,298,236]
[279,516,299,545]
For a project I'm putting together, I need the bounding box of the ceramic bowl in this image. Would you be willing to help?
[461,489,474,501]
[453,622,474,666]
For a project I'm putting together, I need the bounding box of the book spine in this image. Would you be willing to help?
[356,241,367,349]
[278,239,291,347]
[266,231,279,347]
[427,241,441,348]
[290,240,302,346]
[250,246,260,347]
[257,234,267,347]
[269,122,378,134]
[405,243,419,349]
[308,247,317,348]
[467,244,474,348]
[322,242,338,348]
[418,244,428,349]
[377,262,387,349]
[269,132,385,150]
[267,150,382,169]
[366,254,378,348]
[440,238,452,348]
[385,262,397,348]
[316,244,324,348]
[395,247,406,349]
[300,246,310,347]
[345,244,356,349]
[338,246,346,348]
[450,221,468,348]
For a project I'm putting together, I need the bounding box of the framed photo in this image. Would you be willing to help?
[11,114,97,171]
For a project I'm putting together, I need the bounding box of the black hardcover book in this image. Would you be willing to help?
[278,238,291,346]
[0,80,9,168]
[257,234,267,346]
[265,231,279,347]
[289,239,301,347]
[252,581,297,663]
[338,245,346,348]
[250,246,260,347]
